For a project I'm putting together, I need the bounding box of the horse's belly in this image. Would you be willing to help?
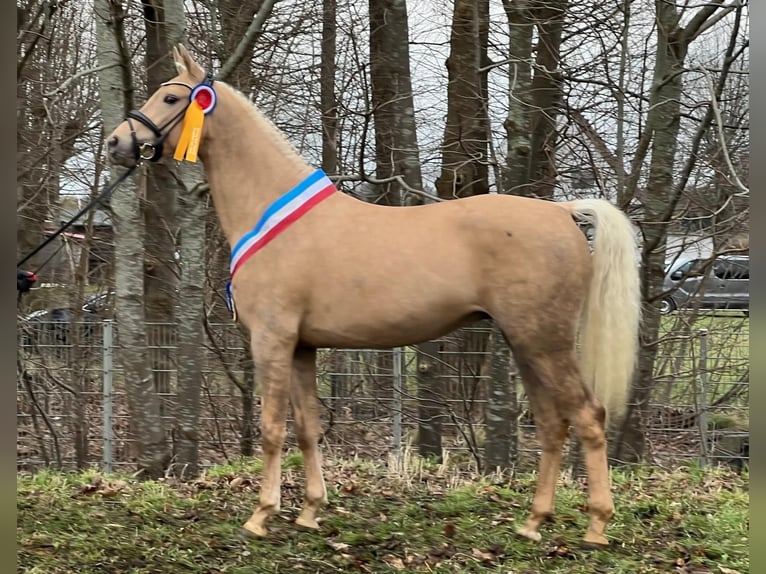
[299,296,486,349]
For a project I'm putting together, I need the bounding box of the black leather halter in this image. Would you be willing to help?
[125,71,214,163]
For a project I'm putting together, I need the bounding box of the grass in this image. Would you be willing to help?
[18,455,749,573]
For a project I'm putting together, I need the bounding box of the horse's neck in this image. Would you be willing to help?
[202,85,315,248]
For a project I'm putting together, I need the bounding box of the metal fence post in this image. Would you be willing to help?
[392,347,403,458]
[697,328,709,468]
[102,319,114,474]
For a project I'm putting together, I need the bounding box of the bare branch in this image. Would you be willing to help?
[44,63,121,98]
[701,67,749,196]
[333,173,443,203]
[680,0,730,43]
[215,0,280,83]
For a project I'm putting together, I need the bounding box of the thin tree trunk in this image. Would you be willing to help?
[94,0,168,478]
[484,322,517,474]
[174,170,206,477]
[369,0,424,206]
[417,341,442,461]
[613,0,729,462]
[238,325,256,457]
[435,0,490,200]
[321,0,338,176]
[526,0,566,200]
[502,0,533,195]
[141,0,179,408]
[614,4,687,462]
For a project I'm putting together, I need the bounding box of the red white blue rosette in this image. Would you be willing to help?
[190,84,217,115]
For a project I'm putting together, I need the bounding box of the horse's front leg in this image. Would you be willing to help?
[289,347,327,530]
[241,336,295,538]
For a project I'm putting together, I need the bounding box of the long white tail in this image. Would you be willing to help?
[565,198,641,424]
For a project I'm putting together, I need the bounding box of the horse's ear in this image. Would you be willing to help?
[174,43,205,80]
[172,45,188,75]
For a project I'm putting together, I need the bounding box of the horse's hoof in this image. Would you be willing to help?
[295,516,320,531]
[515,526,542,542]
[239,525,267,540]
[580,534,609,549]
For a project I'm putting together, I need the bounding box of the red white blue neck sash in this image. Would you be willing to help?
[229,168,336,277]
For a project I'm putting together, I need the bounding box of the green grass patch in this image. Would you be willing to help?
[18,458,748,573]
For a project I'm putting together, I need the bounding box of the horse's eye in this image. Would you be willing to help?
[164,94,179,104]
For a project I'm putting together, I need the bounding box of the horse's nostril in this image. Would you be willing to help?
[108,135,119,149]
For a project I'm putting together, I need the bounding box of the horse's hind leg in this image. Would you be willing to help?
[521,350,615,546]
[514,364,569,542]
[569,399,613,547]
[289,347,328,530]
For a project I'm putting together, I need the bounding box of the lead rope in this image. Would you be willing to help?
[17,164,139,274]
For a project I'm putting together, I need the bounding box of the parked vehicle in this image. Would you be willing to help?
[660,254,749,315]
[19,291,114,347]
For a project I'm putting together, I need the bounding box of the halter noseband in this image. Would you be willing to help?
[125,71,214,163]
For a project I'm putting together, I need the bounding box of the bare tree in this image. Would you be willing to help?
[94,0,169,478]
[139,1,182,406]
[614,0,745,463]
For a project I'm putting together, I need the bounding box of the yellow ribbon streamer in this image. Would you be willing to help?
[173,100,205,162]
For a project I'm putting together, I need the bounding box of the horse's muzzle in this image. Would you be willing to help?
[107,134,139,166]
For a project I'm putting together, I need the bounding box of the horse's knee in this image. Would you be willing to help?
[296,429,320,451]
[261,423,287,454]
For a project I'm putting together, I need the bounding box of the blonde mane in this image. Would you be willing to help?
[216,81,308,166]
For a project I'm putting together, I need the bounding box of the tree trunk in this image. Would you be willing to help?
[141,0,180,407]
[94,0,169,478]
[174,169,206,476]
[501,0,533,195]
[431,0,490,460]
[321,0,338,176]
[484,322,517,474]
[435,0,489,200]
[368,0,435,459]
[417,341,442,461]
[526,0,566,200]
[369,0,424,206]
[215,0,265,454]
[502,0,566,200]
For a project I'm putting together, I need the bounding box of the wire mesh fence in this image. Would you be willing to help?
[17,313,749,473]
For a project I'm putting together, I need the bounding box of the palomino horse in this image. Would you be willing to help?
[107,45,641,547]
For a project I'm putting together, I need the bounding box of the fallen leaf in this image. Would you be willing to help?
[97,486,119,497]
[229,477,248,490]
[718,568,742,574]
[383,555,406,570]
[443,523,456,538]
[78,476,104,495]
[328,541,351,552]
[471,548,495,563]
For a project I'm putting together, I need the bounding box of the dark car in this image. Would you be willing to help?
[19,291,114,348]
[659,255,749,315]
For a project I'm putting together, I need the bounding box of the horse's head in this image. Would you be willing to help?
[107,44,212,166]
